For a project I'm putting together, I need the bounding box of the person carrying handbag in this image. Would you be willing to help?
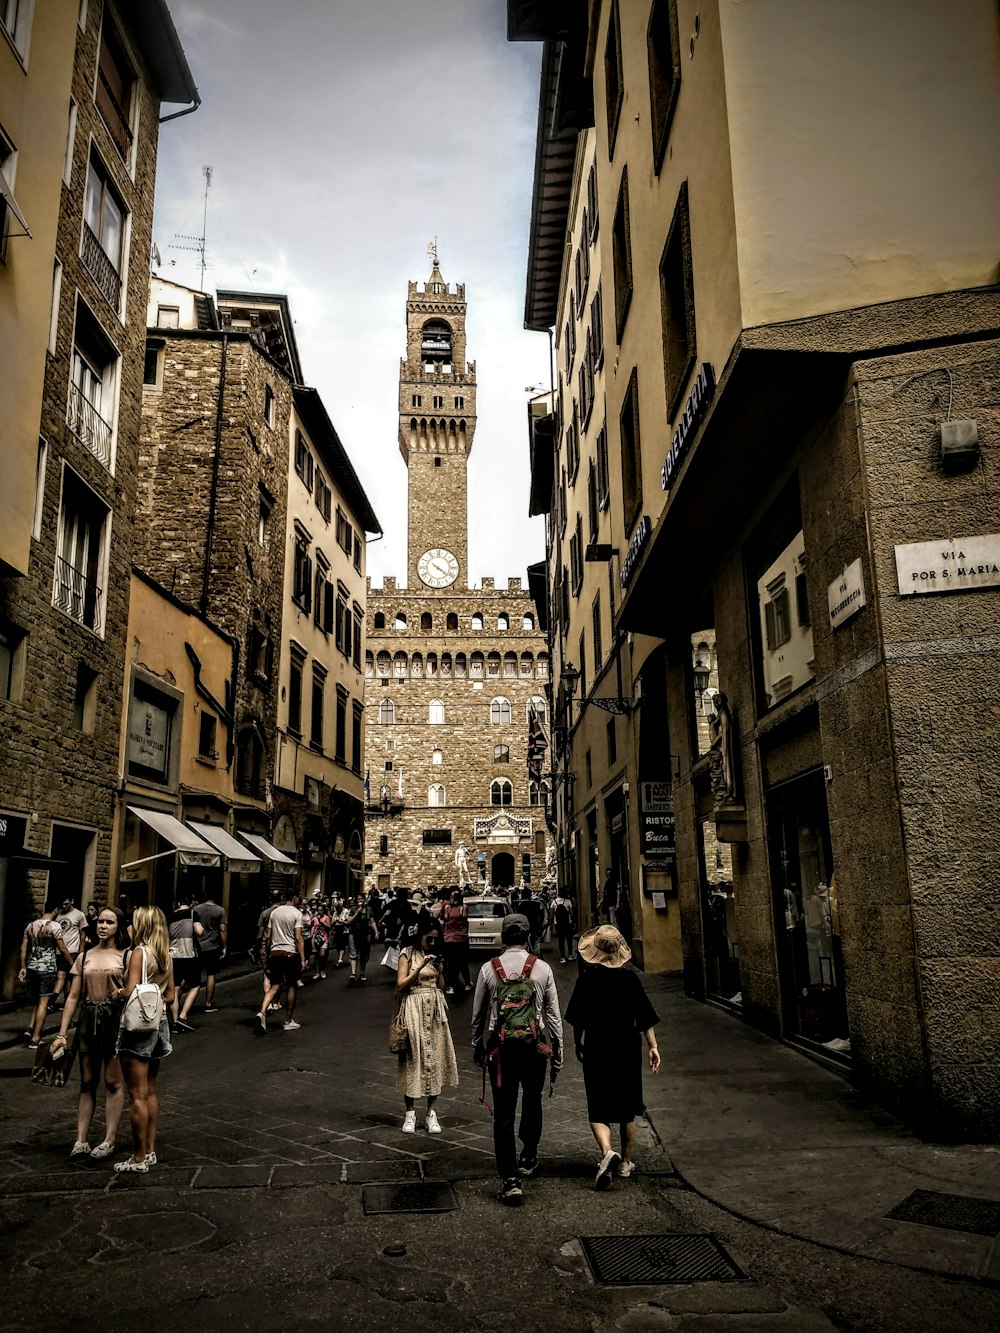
[110,906,174,1174]
[49,907,128,1160]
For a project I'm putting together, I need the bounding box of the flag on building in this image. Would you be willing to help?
[527,705,548,784]
[364,767,371,804]
[397,764,404,801]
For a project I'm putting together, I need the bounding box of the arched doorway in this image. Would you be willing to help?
[491,852,515,889]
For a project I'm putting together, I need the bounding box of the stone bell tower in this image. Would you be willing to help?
[398,247,477,590]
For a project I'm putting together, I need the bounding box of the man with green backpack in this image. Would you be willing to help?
[471,913,564,1205]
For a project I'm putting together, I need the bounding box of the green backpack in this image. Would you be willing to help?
[490,955,552,1056]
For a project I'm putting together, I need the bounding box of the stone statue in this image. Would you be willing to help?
[454,841,471,887]
[708,692,737,803]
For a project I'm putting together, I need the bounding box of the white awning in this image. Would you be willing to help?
[127,806,220,868]
[237,830,297,872]
[0,164,30,238]
[187,821,261,875]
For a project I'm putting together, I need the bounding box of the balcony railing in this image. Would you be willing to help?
[96,67,133,161]
[53,557,103,634]
[82,223,122,311]
[66,383,112,469]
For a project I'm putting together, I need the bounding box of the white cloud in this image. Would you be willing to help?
[155,0,549,587]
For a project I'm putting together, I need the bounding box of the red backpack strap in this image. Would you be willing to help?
[521,955,537,978]
[490,956,506,981]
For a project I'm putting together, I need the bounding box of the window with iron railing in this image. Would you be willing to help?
[96,22,135,162]
[53,469,108,635]
[67,352,113,469]
[83,158,124,311]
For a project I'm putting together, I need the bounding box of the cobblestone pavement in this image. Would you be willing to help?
[1,961,999,1332]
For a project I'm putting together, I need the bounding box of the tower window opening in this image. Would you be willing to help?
[435,457,442,468]
[421,319,452,366]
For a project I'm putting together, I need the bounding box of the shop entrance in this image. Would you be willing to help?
[767,769,847,1047]
[700,819,740,1003]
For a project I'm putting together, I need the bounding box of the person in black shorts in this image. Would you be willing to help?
[256,885,305,1033]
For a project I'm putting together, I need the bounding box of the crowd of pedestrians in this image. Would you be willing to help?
[20,879,658,1203]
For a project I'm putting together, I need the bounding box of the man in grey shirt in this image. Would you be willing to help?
[193,895,227,1012]
[256,885,304,1033]
[471,913,563,1205]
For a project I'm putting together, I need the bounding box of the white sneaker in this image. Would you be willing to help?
[283,1020,301,1031]
[401,1110,417,1134]
[595,1149,621,1190]
[425,1111,441,1134]
[70,1141,91,1158]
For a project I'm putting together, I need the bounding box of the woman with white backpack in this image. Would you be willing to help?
[110,906,174,1173]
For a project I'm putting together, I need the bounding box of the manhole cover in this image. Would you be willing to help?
[580,1234,744,1285]
[885,1189,1000,1237]
[363,1182,457,1215]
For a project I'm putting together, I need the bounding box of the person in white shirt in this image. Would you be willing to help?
[54,897,89,1008]
[471,913,563,1205]
[255,886,305,1033]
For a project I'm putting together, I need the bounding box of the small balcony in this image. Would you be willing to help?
[82,223,122,312]
[96,67,133,162]
[53,557,103,634]
[67,383,112,469]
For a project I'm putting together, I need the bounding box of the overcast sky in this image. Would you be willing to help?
[153,0,550,587]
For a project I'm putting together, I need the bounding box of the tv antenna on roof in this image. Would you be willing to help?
[169,165,212,290]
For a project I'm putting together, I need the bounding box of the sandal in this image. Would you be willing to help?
[89,1141,115,1160]
[113,1157,149,1174]
[70,1141,91,1158]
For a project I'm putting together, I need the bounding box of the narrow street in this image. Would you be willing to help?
[2,959,999,1332]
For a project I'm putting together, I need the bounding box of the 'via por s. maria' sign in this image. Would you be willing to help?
[894,534,1000,596]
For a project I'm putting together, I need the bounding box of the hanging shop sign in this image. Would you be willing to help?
[126,694,170,778]
[660,362,716,493]
[640,779,675,863]
[895,534,1000,596]
[640,781,673,813]
[827,559,866,629]
[620,514,652,588]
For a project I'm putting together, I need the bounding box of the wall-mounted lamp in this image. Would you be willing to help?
[693,659,711,693]
[585,543,617,564]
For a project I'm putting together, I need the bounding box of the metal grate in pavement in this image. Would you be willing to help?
[580,1233,744,1285]
[885,1189,1000,1237]
[362,1181,457,1215]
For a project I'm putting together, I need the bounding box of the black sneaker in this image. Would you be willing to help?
[173,1018,194,1034]
[203,1005,218,1014]
[517,1154,539,1178]
[498,1177,523,1205]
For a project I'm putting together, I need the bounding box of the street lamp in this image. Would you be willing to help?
[693,658,711,694]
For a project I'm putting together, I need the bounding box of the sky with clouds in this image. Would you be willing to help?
[153,0,550,587]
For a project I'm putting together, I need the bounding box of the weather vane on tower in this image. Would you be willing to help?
[427,237,439,266]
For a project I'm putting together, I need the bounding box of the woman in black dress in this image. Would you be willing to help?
[565,924,660,1188]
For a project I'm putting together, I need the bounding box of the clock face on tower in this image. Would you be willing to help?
[418,548,459,588]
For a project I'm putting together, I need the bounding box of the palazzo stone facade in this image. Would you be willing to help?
[364,262,553,892]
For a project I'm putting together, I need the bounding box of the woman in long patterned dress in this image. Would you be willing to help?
[395,919,458,1134]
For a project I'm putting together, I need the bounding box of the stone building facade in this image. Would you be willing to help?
[365,262,552,892]
[514,0,1000,1136]
[0,1,197,994]
[128,279,378,921]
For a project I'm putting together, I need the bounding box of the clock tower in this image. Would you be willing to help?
[399,249,477,589]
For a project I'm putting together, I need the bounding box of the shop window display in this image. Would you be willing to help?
[767,770,847,1050]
